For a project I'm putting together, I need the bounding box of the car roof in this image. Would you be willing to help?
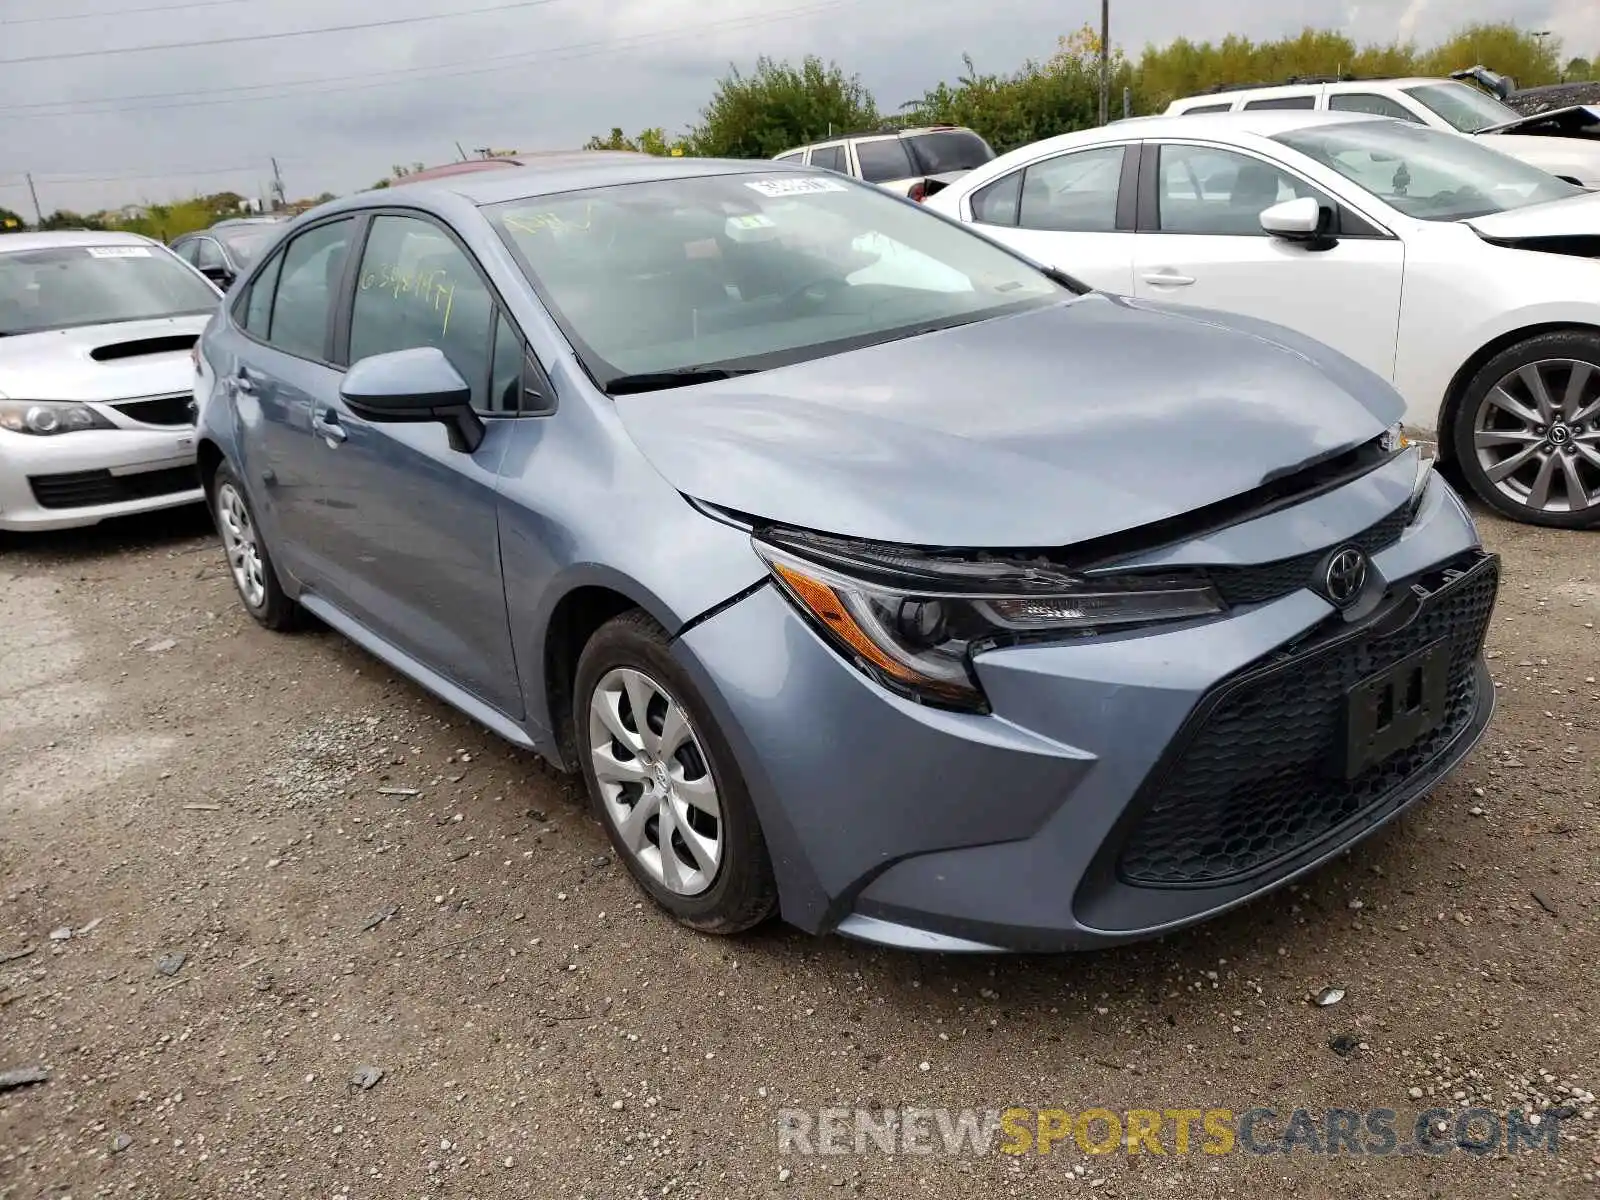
[1174,77,1456,104]
[1051,109,1381,146]
[336,153,815,208]
[0,230,157,253]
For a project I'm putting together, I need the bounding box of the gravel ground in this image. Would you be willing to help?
[1,501,1596,1200]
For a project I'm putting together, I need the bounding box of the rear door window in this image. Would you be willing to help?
[854,138,915,183]
[1017,145,1127,232]
[266,217,355,362]
[810,144,847,173]
[1242,94,1316,111]
[240,248,283,335]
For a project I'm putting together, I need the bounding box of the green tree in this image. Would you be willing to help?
[0,206,26,232]
[905,28,1121,155]
[689,55,878,159]
[1564,56,1592,81]
[1416,23,1562,87]
[38,210,107,231]
[583,126,690,155]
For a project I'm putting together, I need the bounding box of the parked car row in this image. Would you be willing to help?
[2,94,1589,950]
[1163,74,1600,187]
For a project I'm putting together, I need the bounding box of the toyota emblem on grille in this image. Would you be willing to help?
[1321,546,1368,607]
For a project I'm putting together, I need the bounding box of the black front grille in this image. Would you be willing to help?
[1115,554,1498,888]
[1202,503,1411,607]
[29,465,199,510]
[111,394,194,427]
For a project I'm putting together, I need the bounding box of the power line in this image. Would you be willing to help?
[0,0,853,119]
[28,162,266,184]
[0,0,247,26]
[0,0,570,65]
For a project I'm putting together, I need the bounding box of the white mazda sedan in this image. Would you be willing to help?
[926,111,1600,528]
[0,231,218,532]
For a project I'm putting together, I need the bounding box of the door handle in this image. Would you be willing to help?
[232,370,257,394]
[311,409,347,445]
[1141,271,1196,287]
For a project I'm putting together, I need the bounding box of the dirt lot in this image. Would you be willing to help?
[1,501,1596,1200]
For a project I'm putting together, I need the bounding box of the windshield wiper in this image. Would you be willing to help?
[1041,265,1092,295]
[603,366,761,395]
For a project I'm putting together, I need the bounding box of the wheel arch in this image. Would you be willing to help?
[196,437,226,498]
[538,581,659,772]
[1437,321,1600,464]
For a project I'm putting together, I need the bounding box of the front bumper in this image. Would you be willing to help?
[673,469,1497,952]
[0,426,202,531]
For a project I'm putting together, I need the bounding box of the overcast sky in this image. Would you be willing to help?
[1,0,1595,217]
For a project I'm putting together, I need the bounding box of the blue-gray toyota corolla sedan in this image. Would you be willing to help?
[194,153,1498,953]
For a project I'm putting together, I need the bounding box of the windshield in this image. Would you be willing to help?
[905,130,995,175]
[1273,119,1582,221]
[487,171,1064,389]
[216,226,279,268]
[0,244,218,335]
[1402,81,1521,133]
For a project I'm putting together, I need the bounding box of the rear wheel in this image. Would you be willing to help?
[574,610,777,934]
[1451,331,1600,528]
[212,463,299,630]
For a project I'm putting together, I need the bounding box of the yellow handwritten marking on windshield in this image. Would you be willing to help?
[502,201,595,236]
[358,263,458,336]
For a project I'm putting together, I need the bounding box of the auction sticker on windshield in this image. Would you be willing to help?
[85,246,152,258]
[745,177,850,197]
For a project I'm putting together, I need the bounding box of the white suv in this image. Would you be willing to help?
[1165,77,1600,186]
[773,126,996,200]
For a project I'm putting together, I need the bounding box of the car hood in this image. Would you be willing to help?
[1479,104,1600,138]
[1464,190,1600,240]
[1471,131,1600,185]
[614,295,1399,548]
[0,315,211,402]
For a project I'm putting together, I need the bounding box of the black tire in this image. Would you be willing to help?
[573,609,778,934]
[210,462,300,630]
[1450,330,1600,530]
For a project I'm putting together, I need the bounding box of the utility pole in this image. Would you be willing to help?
[269,157,286,211]
[455,141,468,162]
[1098,0,1110,126]
[25,172,43,225]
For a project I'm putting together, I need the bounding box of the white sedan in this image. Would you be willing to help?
[0,231,217,532]
[925,111,1600,528]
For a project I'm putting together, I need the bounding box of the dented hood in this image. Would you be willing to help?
[614,295,1399,548]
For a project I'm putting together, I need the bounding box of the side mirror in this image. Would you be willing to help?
[200,265,234,288]
[1260,196,1334,245]
[340,347,485,453]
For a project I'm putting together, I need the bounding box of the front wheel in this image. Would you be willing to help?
[1451,332,1600,528]
[574,610,777,934]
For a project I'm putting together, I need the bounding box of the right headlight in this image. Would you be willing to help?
[753,532,1225,711]
[0,400,116,436]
